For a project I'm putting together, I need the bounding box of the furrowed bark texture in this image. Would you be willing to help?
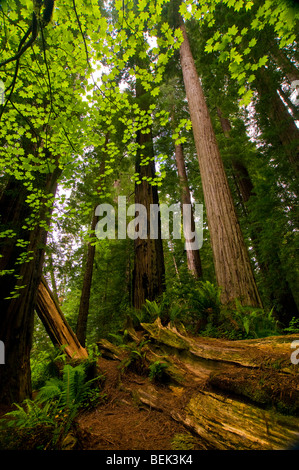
[217,110,299,325]
[0,166,61,404]
[132,127,165,309]
[179,20,261,307]
[75,214,97,348]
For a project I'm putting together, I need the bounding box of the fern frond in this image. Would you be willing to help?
[62,364,86,407]
[37,377,62,403]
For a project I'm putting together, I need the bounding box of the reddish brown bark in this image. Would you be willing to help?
[179,19,261,307]
[36,277,88,360]
[0,164,61,404]
[174,142,202,278]
[132,128,165,309]
[217,110,299,325]
[132,73,165,309]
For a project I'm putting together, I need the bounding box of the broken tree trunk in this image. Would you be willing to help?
[36,277,88,360]
[97,318,299,450]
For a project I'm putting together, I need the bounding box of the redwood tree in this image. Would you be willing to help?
[174,142,202,278]
[0,159,61,404]
[217,110,299,325]
[132,81,165,309]
[178,17,262,307]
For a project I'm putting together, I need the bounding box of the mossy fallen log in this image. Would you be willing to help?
[96,318,299,449]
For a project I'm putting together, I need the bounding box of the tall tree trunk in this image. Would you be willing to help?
[76,211,98,348]
[174,142,202,278]
[179,19,262,307]
[0,164,61,404]
[217,110,299,325]
[76,151,107,347]
[132,83,165,310]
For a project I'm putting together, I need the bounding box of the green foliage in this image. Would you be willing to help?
[200,302,279,340]
[2,399,58,430]
[0,362,104,450]
[31,346,67,390]
[171,432,198,450]
[283,317,299,334]
[141,299,164,322]
[162,278,222,331]
[37,363,100,409]
[136,277,279,340]
[1,0,298,439]
[130,299,169,327]
[148,360,169,382]
[188,280,222,320]
[119,340,149,375]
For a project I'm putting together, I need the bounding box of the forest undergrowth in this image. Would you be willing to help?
[0,280,298,451]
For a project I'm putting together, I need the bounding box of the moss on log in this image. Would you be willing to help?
[96,318,299,449]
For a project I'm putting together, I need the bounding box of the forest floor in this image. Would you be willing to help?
[75,328,299,451]
[76,356,206,451]
[1,323,299,451]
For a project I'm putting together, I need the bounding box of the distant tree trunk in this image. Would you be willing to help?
[48,251,59,303]
[132,82,165,309]
[36,277,88,360]
[217,110,299,325]
[270,43,299,84]
[0,162,61,404]
[174,142,202,278]
[76,152,106,347]
[278,86,299,121]
[76,211,98,348]
[255,67,299,177]
[179,18,262,307]
[169,238,180,280]
[216,108,254,204]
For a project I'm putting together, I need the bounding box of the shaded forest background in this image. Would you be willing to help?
[0,0,298,449]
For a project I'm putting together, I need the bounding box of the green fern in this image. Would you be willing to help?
[38,363,99,410]
[2,399,57,429]
[233,301,278,338]
[190,281,221,318]
[143,299,162,321]
[36,377,62,403]
[284,317,299,334]
[148,361,168,382]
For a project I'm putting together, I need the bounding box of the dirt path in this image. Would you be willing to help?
[78,325,299,451]
[76,357,207,451]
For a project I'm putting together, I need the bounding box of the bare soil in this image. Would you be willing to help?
[76,356,206,450]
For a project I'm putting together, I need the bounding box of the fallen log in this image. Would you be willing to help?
[97,318,299,450]
[36,277,88,360]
